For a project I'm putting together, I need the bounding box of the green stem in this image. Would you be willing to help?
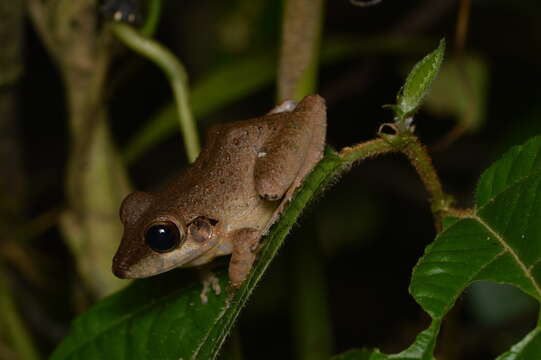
[202,139,398,358]
[379,131,451,231]
[111,23,200,163]
[140,0,162,37]
[339,137,398,163]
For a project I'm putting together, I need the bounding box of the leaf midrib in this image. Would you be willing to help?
[467,167,541,300]
[468,213,541,299]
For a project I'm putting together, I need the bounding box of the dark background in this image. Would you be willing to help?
[14,0,541,358]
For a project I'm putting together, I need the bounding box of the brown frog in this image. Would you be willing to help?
[112,94,326,288]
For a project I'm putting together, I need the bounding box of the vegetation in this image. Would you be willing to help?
[1,0,540,359]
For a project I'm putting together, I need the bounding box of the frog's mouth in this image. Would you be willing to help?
[112,234,222,279]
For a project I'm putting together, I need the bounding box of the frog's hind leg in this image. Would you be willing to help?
[254,94,326,201]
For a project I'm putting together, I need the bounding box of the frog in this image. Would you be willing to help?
[112,94,326,288]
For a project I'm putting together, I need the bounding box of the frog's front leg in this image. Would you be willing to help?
[228,228,260,288]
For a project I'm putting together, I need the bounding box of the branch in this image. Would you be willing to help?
[110,22,200,162]
[379,129,453,231]
[277,0,324,101]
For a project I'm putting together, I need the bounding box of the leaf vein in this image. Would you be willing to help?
[471,215,541,299]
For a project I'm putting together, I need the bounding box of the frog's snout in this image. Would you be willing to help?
[112,251,131,279]
[112,240,143,279]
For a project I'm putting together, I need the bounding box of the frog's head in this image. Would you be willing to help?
[112,191,220,279]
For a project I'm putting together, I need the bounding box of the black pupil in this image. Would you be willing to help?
[145,223,180,253]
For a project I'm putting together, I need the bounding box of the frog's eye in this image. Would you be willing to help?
[145,221,183,253]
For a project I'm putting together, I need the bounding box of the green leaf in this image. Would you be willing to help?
[424,55,489,133]
[51,149,344,360]
[330,321,440,360]
[390,39,445,121]
[331,348,375,360]
[408,135,541,358]
[333,136,541,360]
[495,328,541,360]
[50,271,230,360]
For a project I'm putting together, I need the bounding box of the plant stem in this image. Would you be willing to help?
[111,23,200,163]
[277,0,325,102]
[339,137,398,163]
[380,132,451,231]
[455,0,471,56]
[343,132,454,232]
[140,0,162,37]
[203,140,402,358]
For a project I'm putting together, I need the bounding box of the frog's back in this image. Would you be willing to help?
[160,115,282,226]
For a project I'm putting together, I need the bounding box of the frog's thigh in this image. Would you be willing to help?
[254,121,312,200]
[229,228,260,288]
[255,95,326,201]
[294,96,326,183]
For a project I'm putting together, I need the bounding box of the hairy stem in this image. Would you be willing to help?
[111,23,200,162]
[380,131,451,231]
[339,137,398,163]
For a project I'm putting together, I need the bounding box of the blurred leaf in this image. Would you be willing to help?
[0,265,40,360]
[424,55,489,133]
[218,0,269,52]
[494,330,541,360]
[51,149,344,360]
[321,35,434,64]
[60,121,131,297]
[387,39,445,122]
[467,281,537,326]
